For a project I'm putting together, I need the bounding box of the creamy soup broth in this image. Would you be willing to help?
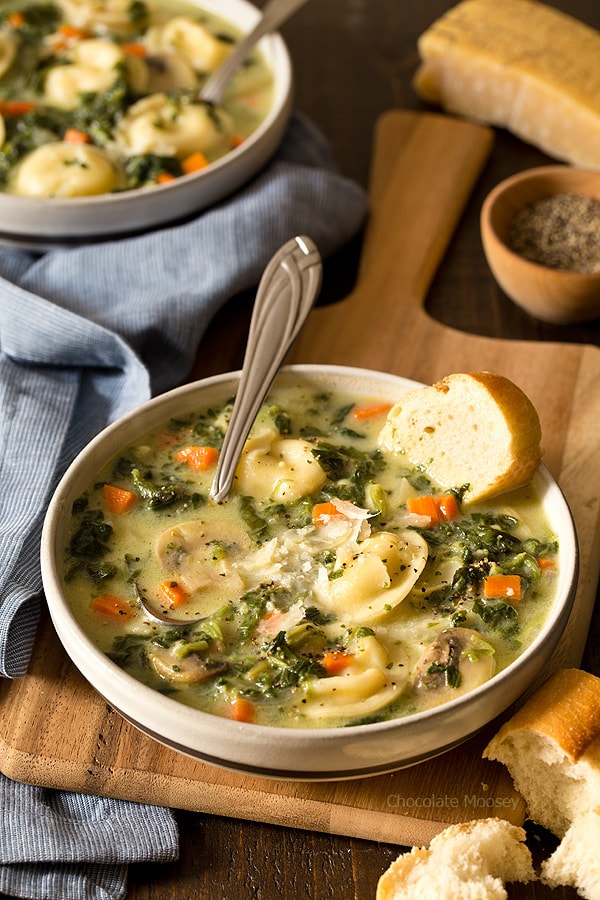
[62,383,559,728]
[0,0,273,196]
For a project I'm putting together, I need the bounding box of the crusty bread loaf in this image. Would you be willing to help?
[413,0,600,170]
[378,372,542,504]
[484,668,600,839]
[376,817,535,900]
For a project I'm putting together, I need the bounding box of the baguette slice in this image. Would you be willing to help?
[378,372,542,504]
[413,0,600,170]
[484,668,600,838]
[376,817,535,900]
[541,808,600,900]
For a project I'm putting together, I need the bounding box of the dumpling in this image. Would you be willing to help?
[234,430,327,503]
[11,142,121,197]
[315,529,429,623]
[56,0,147,35]
[302,632,404,720]
[114,92,233,159]
[44,38,148,110]
[144,16,232,73]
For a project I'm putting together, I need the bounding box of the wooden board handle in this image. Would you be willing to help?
[355,110,494,310]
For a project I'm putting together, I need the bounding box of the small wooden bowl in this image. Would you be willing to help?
[481,166,600,324]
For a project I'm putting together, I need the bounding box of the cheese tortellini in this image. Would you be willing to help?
[302,632,404,720]
[11,142,122,197]
[145,15,232,72]
[114,92,234,159]
[44,38,148,109]
[57,0,146,34]
[315,529,429,623]
[235,429,328,504]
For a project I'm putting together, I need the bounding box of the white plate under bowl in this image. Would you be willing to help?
[40,365,579,780]
[0,0,293,247]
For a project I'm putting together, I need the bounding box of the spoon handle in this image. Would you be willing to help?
[209,235,322,503]
[200,0,311,106]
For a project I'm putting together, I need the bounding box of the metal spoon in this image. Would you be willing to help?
[210,234,322,503]
[135,236,321,626]
[200,0,311,107]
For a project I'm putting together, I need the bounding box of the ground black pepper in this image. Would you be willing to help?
[507,191,600,273]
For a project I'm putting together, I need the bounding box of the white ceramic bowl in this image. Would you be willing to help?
[40,365,579,780]
[0,0,293,248]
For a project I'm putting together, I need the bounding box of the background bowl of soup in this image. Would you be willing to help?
[40,365,578,780]
[0,0,292,247]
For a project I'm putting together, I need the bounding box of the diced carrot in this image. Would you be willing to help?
[122,42,147,56]
[0,100,35,116]
[436,493,460,521]
[156,172,176,184]
[312,501,347,526]
[7,11,24,27]
[351,403,393,421]
[91,593,134,620]
[64,128,89,143]
[407,493,460,523]
[181,151,208,174]
[537,557,556,570]
[256,609,285,637]
[159,579,188,608]
[230,134,244,148]
[483,574,522,600]
[58,23,87,40]
[228,697,255,723]
[407,495,441,523]
[102,483,137,514]
[321,650,353,675]
[173,444,220,471]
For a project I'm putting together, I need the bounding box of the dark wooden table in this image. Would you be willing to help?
[8,2,600,898]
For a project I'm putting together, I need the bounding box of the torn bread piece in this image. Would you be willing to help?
[376,817,535,900]
[413,0,600,170]
[378,372,542,504]
[541,807,600,900]
[484,668,600,839]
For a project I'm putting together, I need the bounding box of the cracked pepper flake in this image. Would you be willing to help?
[508,192,600,273]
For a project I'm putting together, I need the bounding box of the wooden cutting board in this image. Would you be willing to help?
[1,111,599,848]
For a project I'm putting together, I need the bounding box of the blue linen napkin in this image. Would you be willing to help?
[0,112,368,899]
[0,780,179,900]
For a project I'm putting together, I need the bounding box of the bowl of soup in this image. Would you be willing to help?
[40,365,578,780]
[0,0,292,246]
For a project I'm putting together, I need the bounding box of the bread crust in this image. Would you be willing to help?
[376,818,534,900]
[379,371,542,503]
[485,668,600,764]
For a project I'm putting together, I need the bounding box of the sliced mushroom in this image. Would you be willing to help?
[0,32,16,80]
[136,519,253,621]
[412,627,495,707]
[156,519,251,592]
[145,53,198,93]
[147,643,227,685]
